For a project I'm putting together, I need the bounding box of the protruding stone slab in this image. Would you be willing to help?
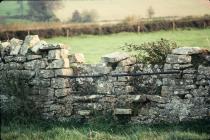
[172,47,209,55]
[10,38,23,55]
[166,54,191,64]
[4,56,26,63]
[118,57,136,66]
[39,43,67,51]
[114,108,132,115]
[20,35,40,55]
[101,52,129,63]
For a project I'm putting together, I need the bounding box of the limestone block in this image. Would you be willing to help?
[4,56,26,63]
[39,70,54,78]
[20,35,40,55]
[191,86,209,97]
[69,53,85,63]
[114,108,132,115]
[30,40,47,54]
[174,89,189,95]
[48,49,69,60]
[9,62,23,70]
[21,70,36,80]
[48,59,70,69]
[198,65,210,77]
[27,55,42,61]
[51,78,69,88]
[29,79,51,87]
[133,95,147,102]
[49,104,63,111]
[10,38,23,55]
[172,47,209,55]
[93,64,112,74]
[118,57,136,66]
[55,68,73,76]
[161,86,172,97]
[24,60,46,70]
[55,88,71,97]
[185,85,196,90]
[96,81,112,94]
[0,42,11,57]
[78,110,91,116]
[172,64,193,70]
[125,86,134,93]
[166,54,191,64]
[183,68,196,74]
[101,52,129,63]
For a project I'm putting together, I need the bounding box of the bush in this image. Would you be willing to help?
[123,39,178,64]
[1,73,39,121]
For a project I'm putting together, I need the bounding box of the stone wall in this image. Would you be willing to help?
[0,35,210,123]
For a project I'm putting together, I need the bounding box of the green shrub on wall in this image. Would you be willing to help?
[123,39,178,64]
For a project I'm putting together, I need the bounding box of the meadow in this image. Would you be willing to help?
[1,118,210,140]
[46,28,210,64]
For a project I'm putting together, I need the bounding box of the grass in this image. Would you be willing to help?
[45,28,210,64]
[1,118,210,140]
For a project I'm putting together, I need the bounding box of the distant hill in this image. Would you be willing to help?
[55,0,210,21]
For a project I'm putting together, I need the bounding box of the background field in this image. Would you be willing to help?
[46,28,210,64]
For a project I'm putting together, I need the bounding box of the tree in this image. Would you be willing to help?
[81,10,98,23]
[28,0,62,21]
[71,10,82,22]
[147,6,155,19]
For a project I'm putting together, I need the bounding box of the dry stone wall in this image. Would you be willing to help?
[0,35,210,123]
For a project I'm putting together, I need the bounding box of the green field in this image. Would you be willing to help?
[1,118,210,140]
[46,28,210,64]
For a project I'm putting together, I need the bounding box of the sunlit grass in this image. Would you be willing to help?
[45,28,210,64]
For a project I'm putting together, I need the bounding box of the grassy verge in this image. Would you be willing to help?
[45,28,210,64]
[1,118,210,140]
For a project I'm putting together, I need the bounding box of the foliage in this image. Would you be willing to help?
[147,6,155,18]
[28,0,62,21]
[71,10,82,23]
[81,10,98,23]
[70,9,98,23]
[123,39,178,64]
[1,73,39,121]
